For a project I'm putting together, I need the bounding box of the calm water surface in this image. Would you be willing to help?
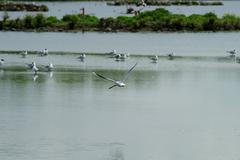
[1,61,240,160]
[0,1,240,19]
[1,31,240,56]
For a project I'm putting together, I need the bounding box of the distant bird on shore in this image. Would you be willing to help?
[93,62,138,89]
[227,49,236,56]
[0,59,5,66]
[115,53,128,61]
[21,50,28,58]
[40,48,48,56]
[45,63,54,72]
[77,53,86,61]
[150,55,158,63]
[167,53,174,60]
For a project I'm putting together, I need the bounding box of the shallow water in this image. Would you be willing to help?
[1,61,240,160]
[1,31,240,56]
[0,1,240,19]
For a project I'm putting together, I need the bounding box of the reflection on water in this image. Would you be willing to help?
[1,67,240,160]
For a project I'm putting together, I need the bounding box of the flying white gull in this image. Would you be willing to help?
[93,63,137,89]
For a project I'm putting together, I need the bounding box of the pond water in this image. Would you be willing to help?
[0,59,240,160]
[1,18,240,159]
[0,1,240,20]
[1,31,240,56]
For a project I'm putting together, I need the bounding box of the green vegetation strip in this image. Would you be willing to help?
[1,8,240,32]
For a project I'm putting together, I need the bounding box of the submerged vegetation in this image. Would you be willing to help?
[1,8,240,32]
[0,2,48,12]
[107,0,223,6]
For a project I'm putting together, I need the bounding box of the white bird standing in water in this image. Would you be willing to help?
[0,59,5,66]
[27,62,39,74]
[150,55,158,63]
[93,63,137,89]
[227,49,236,56]
[45,63,54,72]
[167,53,174,60]
[40,48,48,56]
[77,53,86,61]
[21,50,28,58]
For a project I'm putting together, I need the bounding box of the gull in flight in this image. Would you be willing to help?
[93,62,138,89]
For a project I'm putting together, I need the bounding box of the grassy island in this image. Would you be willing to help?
[107,0,223,6]
[0,2,48,12]
[1,8,240,32]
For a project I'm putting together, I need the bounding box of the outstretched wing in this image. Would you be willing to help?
[109,84,118,89]
[92,72,117,83]
[122,62,138,82]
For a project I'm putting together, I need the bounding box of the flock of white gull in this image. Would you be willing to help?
[0,48,239,88]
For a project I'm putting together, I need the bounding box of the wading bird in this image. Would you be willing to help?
[227,49,236,56]
[77,53,86,61]
[27,62,39,74]
[167,53,174,60]
[150,55,158,63]
[93,62,137,89]
[40,48,48,56]
[0,59,4,66]
[45,63,54,72]
[21,50,28,58]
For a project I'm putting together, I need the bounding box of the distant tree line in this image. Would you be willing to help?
[1,8,240,32]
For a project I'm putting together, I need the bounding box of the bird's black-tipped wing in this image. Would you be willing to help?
[122,62,137,82]
[109,84,118,89]
[92,72,117,83]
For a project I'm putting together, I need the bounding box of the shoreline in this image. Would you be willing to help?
[0,49,237,59]
[1,8,240,33]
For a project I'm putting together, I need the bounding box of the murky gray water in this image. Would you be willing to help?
[1,31,240,56]
[0,1,240,19]
[1,59,240,160]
